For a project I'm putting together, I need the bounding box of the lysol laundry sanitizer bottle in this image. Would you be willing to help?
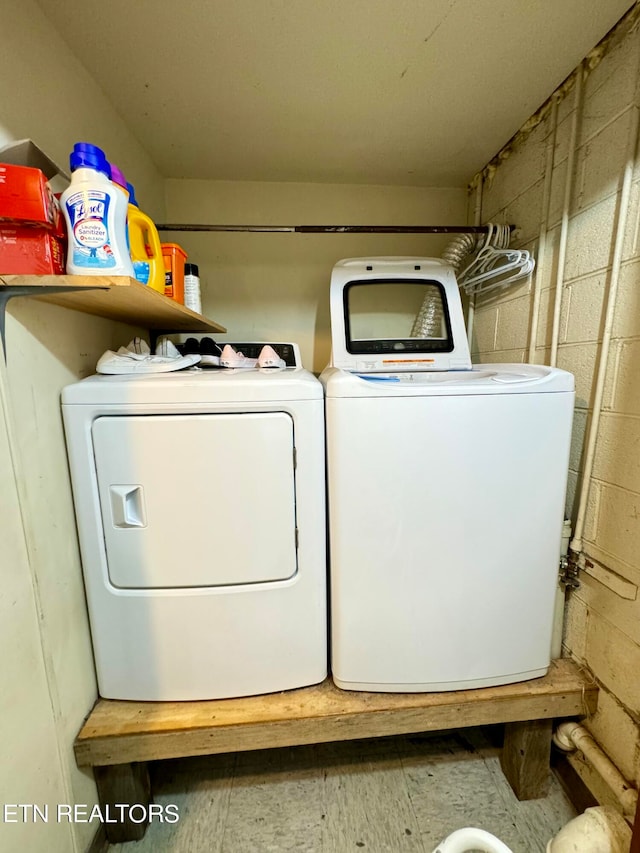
[60,143,134,276]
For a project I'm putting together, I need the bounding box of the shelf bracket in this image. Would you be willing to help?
[0,285,108,360]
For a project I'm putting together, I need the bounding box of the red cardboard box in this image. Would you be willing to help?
[0,163,62,229]
[0,141,68,274]
[0,224,66,275]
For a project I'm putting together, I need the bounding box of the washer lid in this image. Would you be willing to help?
[61,366,323,405]
[321,364,575,396]
[328,257,472,372]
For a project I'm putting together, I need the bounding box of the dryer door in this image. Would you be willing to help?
[92,412,297,588]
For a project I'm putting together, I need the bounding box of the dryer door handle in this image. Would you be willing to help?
[109,485,147,528]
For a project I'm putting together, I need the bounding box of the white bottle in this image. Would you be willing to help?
[60,142,135,276]
[183,262,202,314]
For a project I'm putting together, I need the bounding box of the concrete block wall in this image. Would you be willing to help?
[470,12,640,797]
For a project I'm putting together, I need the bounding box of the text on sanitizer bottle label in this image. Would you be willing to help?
[65,190,116,269]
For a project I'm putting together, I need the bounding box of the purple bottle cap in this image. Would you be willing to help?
[110,163,128,192]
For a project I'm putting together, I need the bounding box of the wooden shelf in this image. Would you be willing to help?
[0,274,226,333]
[74,659,597,768]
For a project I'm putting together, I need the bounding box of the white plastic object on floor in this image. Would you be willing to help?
[546,806,631,853]
[432,827,514,853]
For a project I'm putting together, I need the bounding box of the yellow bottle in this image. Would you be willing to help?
[126,182,165,295]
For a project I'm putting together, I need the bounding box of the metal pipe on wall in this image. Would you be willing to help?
[528,95,559,362]
[550,63,584,368]
[554,722,638,817]
[465,178,484,348]
[549,63,584,367]
[570,93,640,556]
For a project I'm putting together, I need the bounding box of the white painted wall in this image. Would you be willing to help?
[0,2,163,851]
[0,359,79,853]
[0,0,164,218]
[164,180,466,372]
[471,11,640,802]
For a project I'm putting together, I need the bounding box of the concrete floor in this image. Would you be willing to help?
[113,727,575,852]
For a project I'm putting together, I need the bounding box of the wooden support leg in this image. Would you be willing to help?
[93,761,151,843]
[500,719,552,800]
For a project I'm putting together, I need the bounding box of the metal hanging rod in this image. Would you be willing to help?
[155,224,508,234]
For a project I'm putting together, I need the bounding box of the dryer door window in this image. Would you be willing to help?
[92,412,297,589]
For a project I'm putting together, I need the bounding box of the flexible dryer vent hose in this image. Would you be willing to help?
[411,234,477,337]
[441,233,478,270]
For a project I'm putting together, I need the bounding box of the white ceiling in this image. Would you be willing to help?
[36,0,634,187]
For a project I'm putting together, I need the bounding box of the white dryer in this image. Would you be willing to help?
[62,348,327,701]
[321,258,575,692]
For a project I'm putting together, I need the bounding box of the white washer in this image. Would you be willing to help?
[62,353,327,701]
[321,258,575,692]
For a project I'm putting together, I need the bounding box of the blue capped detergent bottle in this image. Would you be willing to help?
[59,142,134,276]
